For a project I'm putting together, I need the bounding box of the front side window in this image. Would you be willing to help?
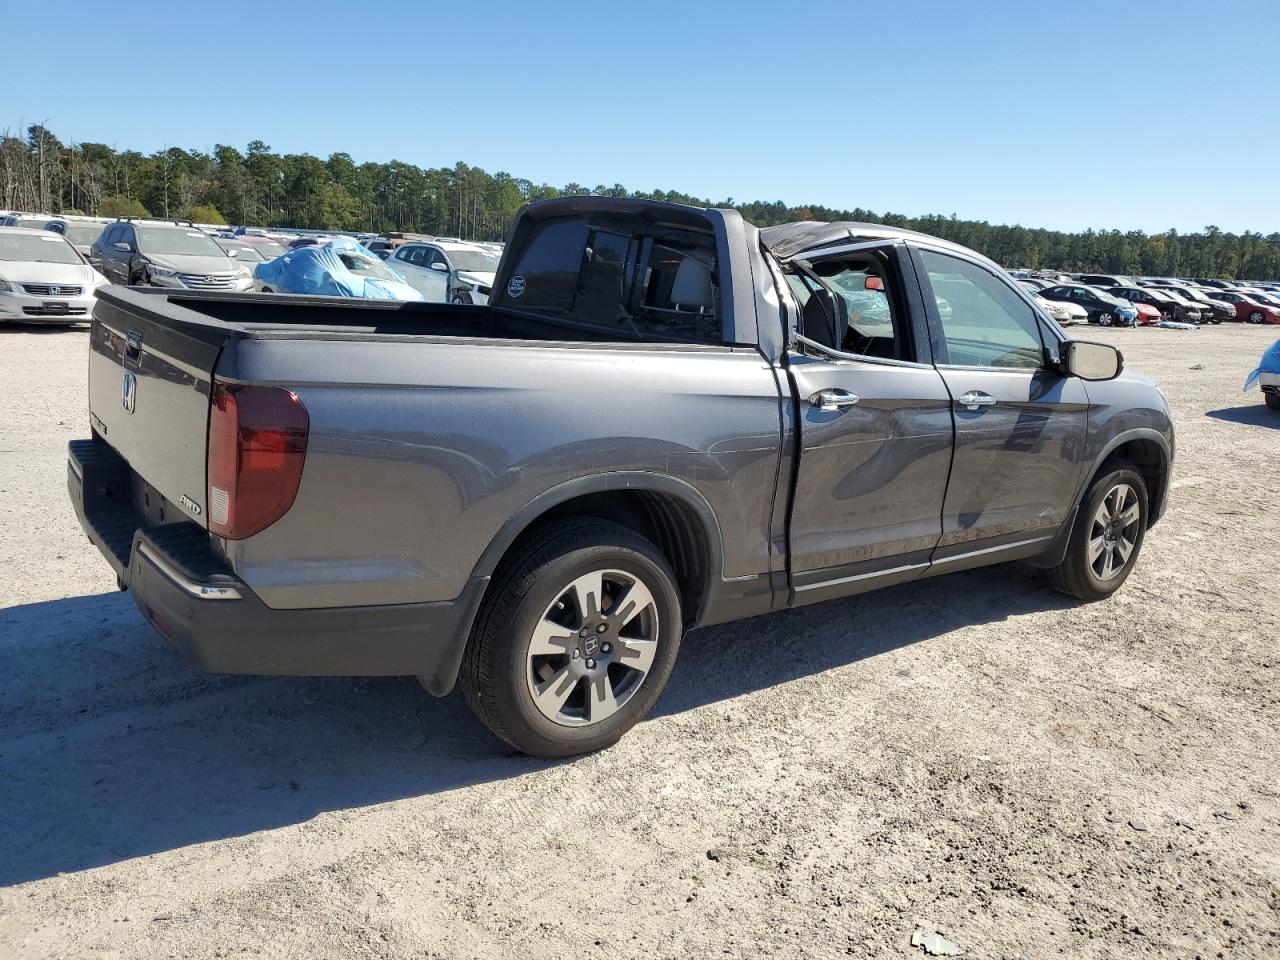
[919,249,1044,369]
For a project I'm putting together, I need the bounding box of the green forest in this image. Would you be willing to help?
[3,125,1277,279]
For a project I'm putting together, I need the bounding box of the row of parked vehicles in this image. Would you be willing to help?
[1010,270,1280,328]
[0,211,504,321]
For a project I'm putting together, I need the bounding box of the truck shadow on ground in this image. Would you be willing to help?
[1205,405,1280,429]
[0,568,1071,887]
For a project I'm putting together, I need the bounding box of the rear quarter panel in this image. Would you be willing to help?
[216,337,784,610]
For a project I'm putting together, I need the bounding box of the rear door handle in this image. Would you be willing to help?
[809,388,860,411]
[957,391,997,410]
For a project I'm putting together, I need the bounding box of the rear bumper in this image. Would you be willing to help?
[67,437,484,691]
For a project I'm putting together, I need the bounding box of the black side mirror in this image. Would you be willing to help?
[1063,340,1123,381]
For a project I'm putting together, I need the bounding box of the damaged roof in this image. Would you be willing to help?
[759,220,976,261]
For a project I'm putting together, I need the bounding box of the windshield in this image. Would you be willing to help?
[444,249,499,273]
[338,251,398,281]
[137,227,225,257]
[0,232,83,265]
[219,243,266,262]
[250,241,287,259]
[57,222,106,246]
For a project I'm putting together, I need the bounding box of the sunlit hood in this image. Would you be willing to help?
[457,271,495,288]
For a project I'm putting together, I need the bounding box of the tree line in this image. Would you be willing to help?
[3,124,1277,279]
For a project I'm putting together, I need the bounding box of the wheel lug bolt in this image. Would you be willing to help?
[585,658,596,669]
[572,650,580,659]
[579,628,589,638]
[601,642,612,654]
[596,623,608,634]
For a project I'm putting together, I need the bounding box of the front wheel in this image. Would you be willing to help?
[1098,312,1114,326]
[1266,392,1280,411]
[459,518,683,757]
[1248,310,1264,324]
[1046,459,1148,601]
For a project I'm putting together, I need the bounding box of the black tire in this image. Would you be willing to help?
[260,286,274,294]
[1046,459,1148,601]
[459,518,683,757]
[1098,312,1114,327]
[1266,392,1280,411]
[1249,310,1264,324]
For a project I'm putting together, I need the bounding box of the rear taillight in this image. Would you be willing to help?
[207,380,309,540]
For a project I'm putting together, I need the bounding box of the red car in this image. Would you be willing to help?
[1205,291,1280,324]
[1133,302,1162,325]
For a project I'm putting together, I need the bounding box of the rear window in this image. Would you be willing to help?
[497,217,720,343]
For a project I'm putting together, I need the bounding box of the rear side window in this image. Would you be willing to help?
[499,218,720,343]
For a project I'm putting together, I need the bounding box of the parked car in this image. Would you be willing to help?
[1018,281,1085,324]
[0,227,108,323]
[1,214,55,232]
[1203,290,1280,324]
[1151,285,1234,322]
[235,236,288,260]
[253,237,424,300]
[43,217,109,259]
[215,239,272,272]
[1073,273,1137,288]
[92,220,253,291]
[387,240,501,304]
[68,197,1173,757]
[1106,286,1202,324]
[1246,340,1280,411]
[1039,284,1139,326]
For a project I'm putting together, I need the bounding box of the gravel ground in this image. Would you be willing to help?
[1,321,1277,960]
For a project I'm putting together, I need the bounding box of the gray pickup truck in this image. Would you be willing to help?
[69,197,1173,756]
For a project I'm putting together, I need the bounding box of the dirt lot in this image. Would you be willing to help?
[1,321,1277,960]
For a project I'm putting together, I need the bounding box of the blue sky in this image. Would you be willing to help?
[6,0,1278,234]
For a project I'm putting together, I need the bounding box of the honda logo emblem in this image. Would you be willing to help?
[48,286,61,295]
[122,371,137,413]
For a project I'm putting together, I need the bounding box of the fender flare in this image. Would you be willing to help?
[470,471,726,610]
[1077,427,1173,522]
[421,473,727,698]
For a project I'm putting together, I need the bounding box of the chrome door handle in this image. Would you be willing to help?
[958,391,997,410]
[809,389,860,411]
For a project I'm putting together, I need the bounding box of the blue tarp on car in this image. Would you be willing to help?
[1244,338,1280,392]
[253,237,423,300]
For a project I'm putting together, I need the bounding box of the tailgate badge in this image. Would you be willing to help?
[122,371,137,413]
[179,495,203,517]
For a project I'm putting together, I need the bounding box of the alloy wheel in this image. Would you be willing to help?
[525,568,659,727]
[1088,483,1141,582]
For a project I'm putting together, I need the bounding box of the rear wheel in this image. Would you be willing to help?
[459,518,683,757]
[1098,312,1114,326]
[1046,459,1148,601]
[1249,310,1264,324]
[1266,392,1280,411]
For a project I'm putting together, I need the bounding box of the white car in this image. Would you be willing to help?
[1038,295,1087,325]
[387,240,501,304]
[1018,281,1085,325]
[0,227,109,323]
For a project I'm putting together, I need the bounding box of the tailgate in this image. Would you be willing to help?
[88,289,230,527]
